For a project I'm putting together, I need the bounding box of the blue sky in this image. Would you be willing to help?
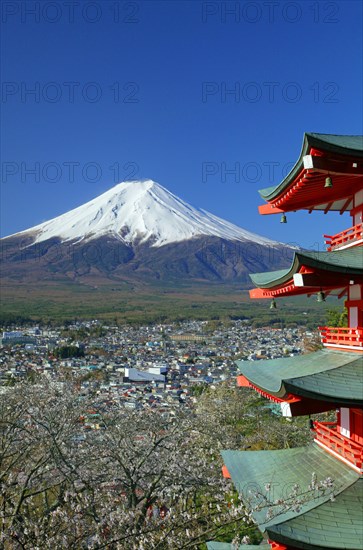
[1,0,362,248]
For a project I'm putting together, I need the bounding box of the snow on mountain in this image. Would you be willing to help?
[6,180,281,248]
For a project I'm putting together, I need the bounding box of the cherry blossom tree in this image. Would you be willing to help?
[0,381,258,549]
[1,378,322,548]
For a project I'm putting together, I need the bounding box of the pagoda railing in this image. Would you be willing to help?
[318,326,363,349]
[324,223,363,251]
[313,421,363,471]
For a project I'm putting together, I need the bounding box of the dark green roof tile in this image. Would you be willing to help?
[249,268,291,288]
[287,359,363,404]
[221,444,359,532]
[299,249,363,272]
[268,479,363,549]
[306,133,363,151]
[236,350,362,404]
[250,248,363,289]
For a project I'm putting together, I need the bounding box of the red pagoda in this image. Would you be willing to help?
[214,133,363,549]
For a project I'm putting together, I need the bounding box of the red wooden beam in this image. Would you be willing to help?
[258,203,284,215]
[268,542,288,550]
[345,299,363,309]
[338,287,348,299]
[236,375,250,387]
[249,288,273,299]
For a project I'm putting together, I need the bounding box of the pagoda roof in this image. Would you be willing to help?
[257,133,363,214]
[221,444,362,548]
[236,350,363,405]
[267,479,363,549]
[249,248,363,298]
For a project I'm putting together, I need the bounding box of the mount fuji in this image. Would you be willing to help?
[1,180,295,284]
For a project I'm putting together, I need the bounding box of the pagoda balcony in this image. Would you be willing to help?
[324,223,363,251]
[313,421,363,472]
[318,326,363,350]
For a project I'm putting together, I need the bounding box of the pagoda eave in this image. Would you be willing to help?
[237,374,295,403]
[249,249,363,299]
[257,133,363,214]
[265,478,363,548]
[258,197,356,215]
[221,444,362,549]
[262,171,362,214]
[249,284,346,300]
[236,351,363,413]
[237,375,336,417]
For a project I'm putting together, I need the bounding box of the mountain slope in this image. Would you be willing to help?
[1,180,295,285]
[5,180,280,248]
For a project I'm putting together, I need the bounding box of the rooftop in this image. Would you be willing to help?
[257,133,363,214]
[221,444,362,549]
[267,478,363,549]
[249,248,363,299]
[236,349,363,406]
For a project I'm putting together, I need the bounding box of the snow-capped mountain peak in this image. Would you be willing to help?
[7,179,281,248]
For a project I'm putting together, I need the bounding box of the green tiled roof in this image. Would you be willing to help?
[267,478,363,549]
[250,268,291,288]
[221,444,360,532]
[259,133,363,201]
[298,249,363,272]
[236,350,363,404]
[306,133,363,152]
[288,358,363,404]
[250,248,363,289]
